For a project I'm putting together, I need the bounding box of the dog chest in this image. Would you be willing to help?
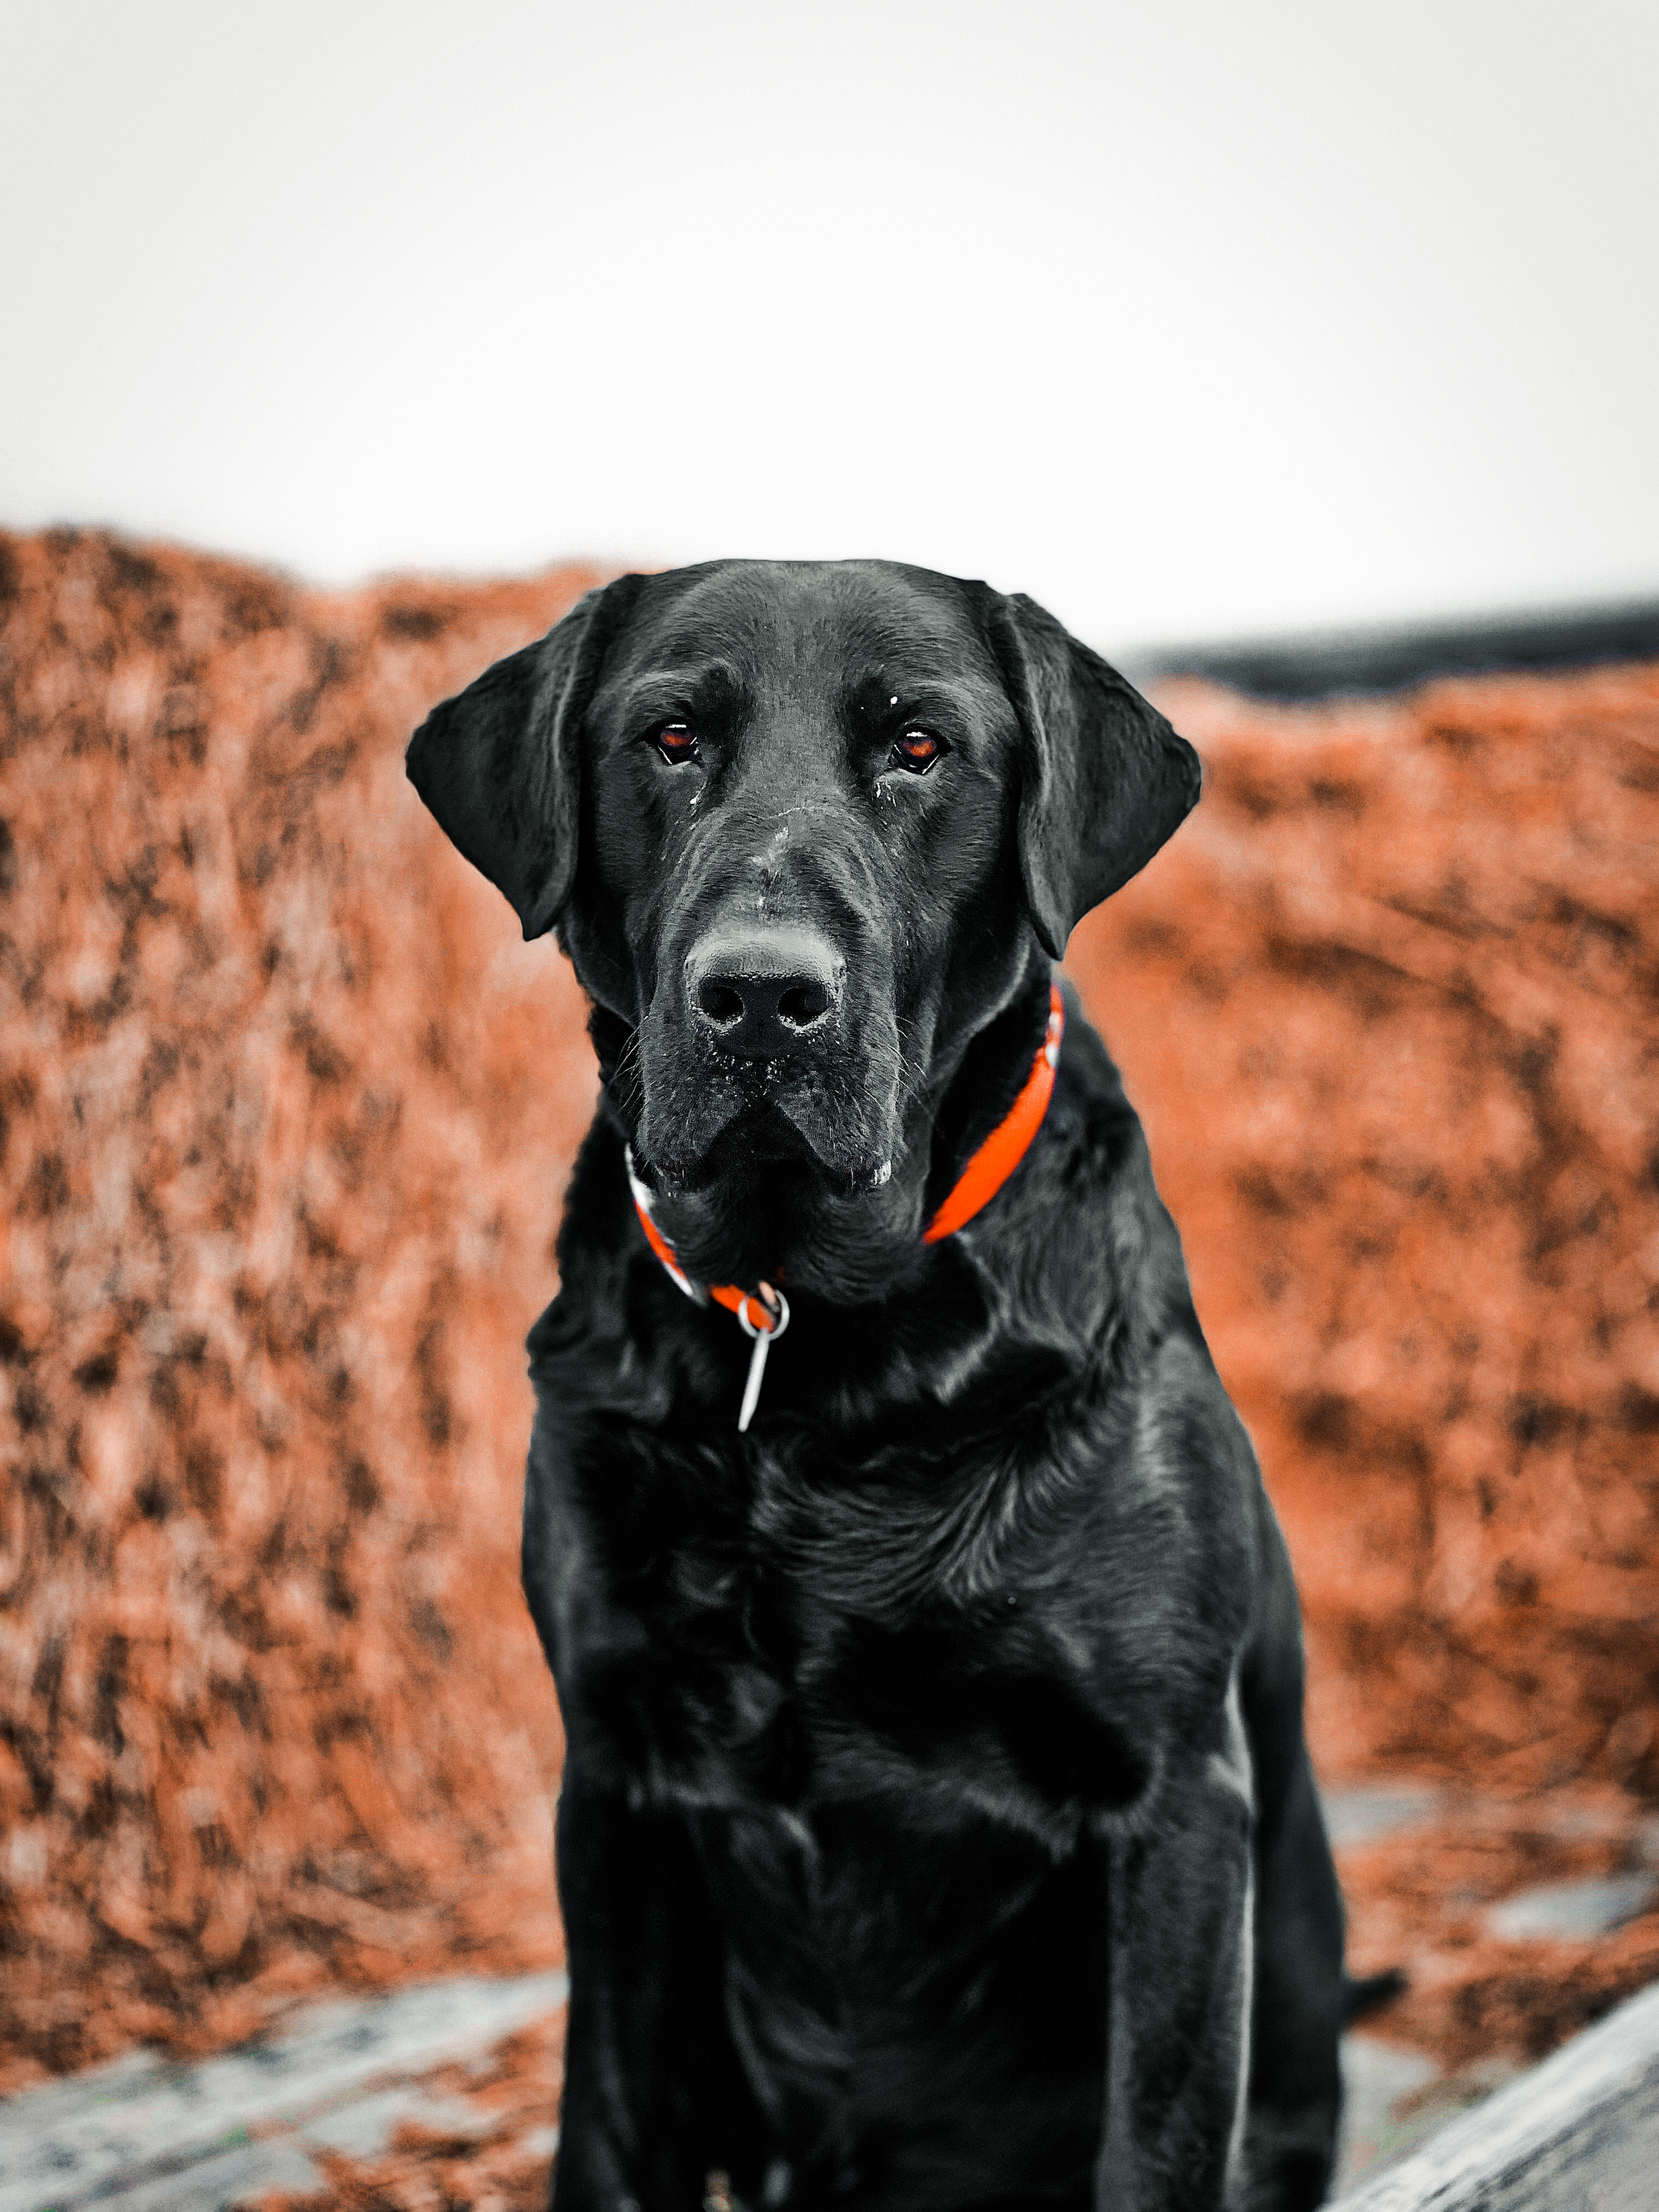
[701,1798,1109,2200]
[528,1404,1199,1849]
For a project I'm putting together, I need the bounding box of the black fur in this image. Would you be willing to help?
[407,561,1367,2211]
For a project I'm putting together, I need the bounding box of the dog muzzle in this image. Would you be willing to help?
[628,978,1065,1430]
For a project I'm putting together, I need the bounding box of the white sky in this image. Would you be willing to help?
[4,0,1656,652]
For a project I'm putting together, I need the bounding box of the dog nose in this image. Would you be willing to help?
[686,929,843,1057]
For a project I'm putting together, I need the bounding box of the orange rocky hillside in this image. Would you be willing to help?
[2,528,1657,2093]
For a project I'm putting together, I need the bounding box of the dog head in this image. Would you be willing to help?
[407,561,1197,1302]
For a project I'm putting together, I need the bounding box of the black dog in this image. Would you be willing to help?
[408,562,1370,2212]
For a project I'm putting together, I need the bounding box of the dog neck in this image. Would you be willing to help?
[625,971,1065,1323]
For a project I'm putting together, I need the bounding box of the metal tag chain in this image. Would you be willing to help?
[735,1288,791,1432]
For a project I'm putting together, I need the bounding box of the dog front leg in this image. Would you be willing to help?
[552,1783,757,2212]
[1094,1761,1255,2212]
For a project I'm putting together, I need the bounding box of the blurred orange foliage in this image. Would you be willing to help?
[1073,661,1659,1797]
[2,529,1656,2094]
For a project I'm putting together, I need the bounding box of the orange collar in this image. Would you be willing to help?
[627,977,1066,1384]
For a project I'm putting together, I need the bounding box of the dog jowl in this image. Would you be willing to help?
[408,561,1372,2212]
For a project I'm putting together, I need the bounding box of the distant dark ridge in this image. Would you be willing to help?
[1128,597,1659,702]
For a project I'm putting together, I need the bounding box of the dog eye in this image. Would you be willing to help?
[654,722,699,765]
[891,730,947,775]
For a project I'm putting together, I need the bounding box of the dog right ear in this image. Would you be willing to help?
[978,589,1201,958]
[405,574,644,941]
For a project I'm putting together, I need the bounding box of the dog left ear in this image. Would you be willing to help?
[981,590,1201,958]
[405,574,644,940]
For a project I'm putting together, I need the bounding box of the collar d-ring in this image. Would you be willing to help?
[736,1286,790,1342]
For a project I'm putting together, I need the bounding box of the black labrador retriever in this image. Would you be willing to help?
[407,562,1375,2212]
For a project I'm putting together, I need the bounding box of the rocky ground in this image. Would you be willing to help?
[2,529,1657,2203]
